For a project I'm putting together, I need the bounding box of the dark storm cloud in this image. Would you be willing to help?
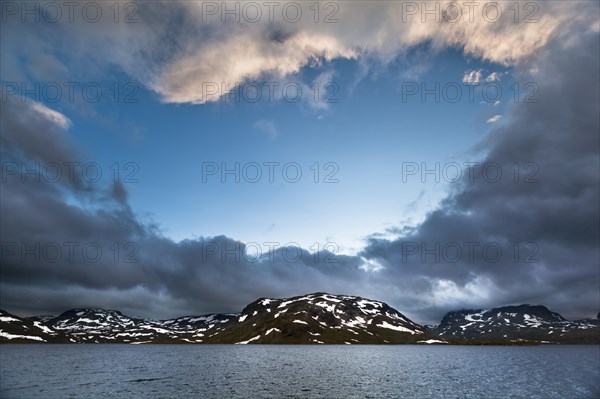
[360,30,600,321]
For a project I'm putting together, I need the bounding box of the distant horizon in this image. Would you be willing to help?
[3,292,599,326]
[1,1,599,331]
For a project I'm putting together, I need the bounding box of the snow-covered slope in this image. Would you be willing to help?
[435,304,600,343]
[204,293,426,344]
[0,309,62,343]
[45,308,236,343]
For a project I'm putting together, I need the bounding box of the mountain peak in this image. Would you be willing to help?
[434,303,597,342]
[213,292,425,344]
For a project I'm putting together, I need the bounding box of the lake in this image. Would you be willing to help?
[1,345,598,398]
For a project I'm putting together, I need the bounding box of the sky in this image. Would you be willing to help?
[1,1,599,324]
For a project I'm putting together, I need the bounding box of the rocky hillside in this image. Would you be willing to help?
[434,304,600,344]
[0,293,425,344]
[203,293,426,344]
[1,295,598,344]
[45,308,236,343]
[0,309,63,343]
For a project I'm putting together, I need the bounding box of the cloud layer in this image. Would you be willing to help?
[2,1,589,103]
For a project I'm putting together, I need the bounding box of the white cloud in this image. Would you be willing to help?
[430,277,493,308]
[153,30,357,104]
[487,115,502,123]
[485,72,501,82]
[30,102,71,129]
[463,69,483,85]
[463,70,502,85]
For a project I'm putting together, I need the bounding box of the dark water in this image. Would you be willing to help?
[1,345,598,398]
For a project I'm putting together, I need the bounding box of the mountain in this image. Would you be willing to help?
[434,304,600,344]
[0,309,64,343]
[1,295,598,344]
[46,308,237,343]
[0,293,426,344]
[202,293,426,344]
